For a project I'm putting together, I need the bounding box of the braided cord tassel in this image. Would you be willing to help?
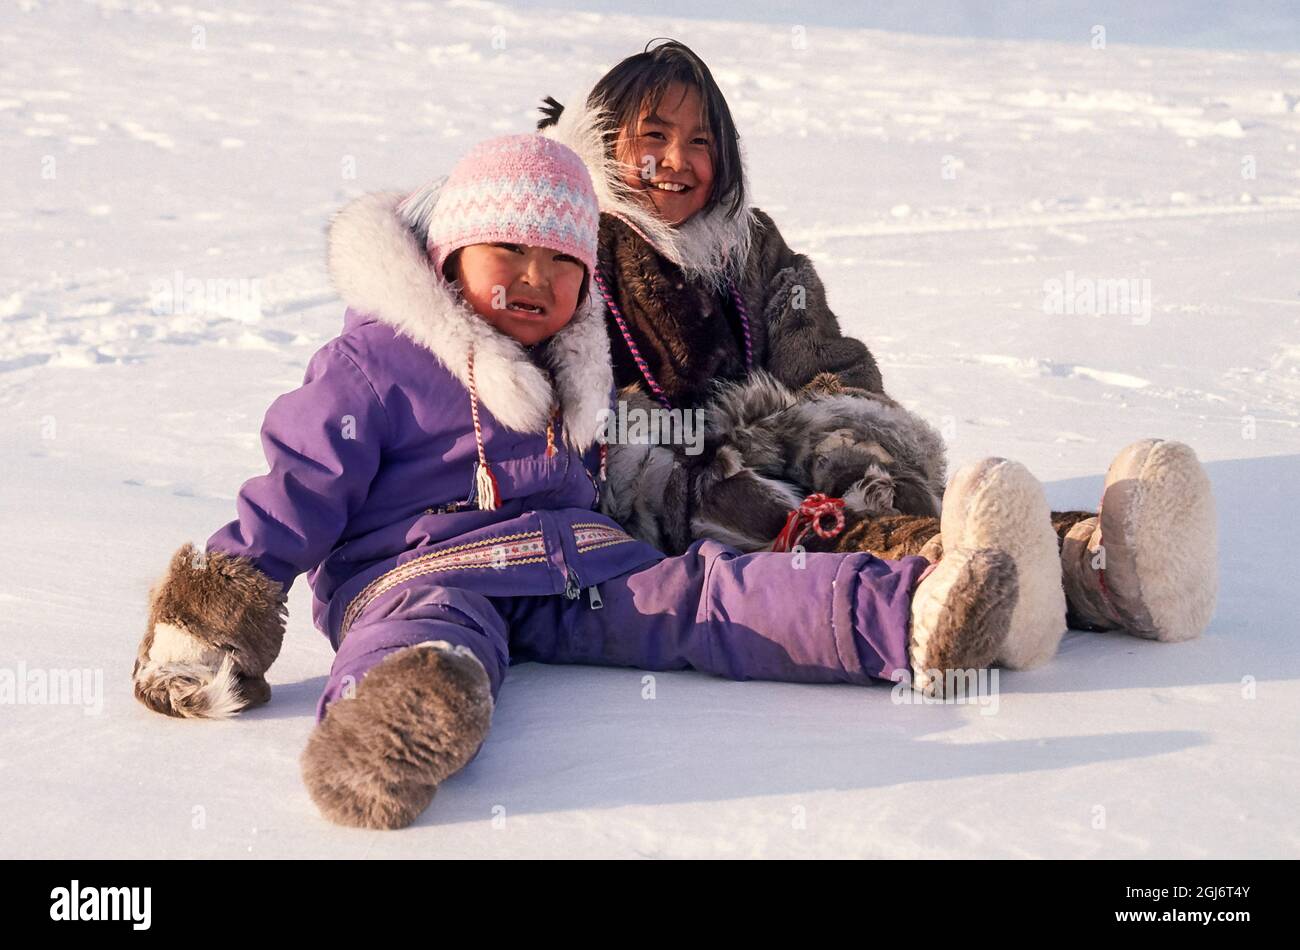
[466,345,500,510]
[545,405,558,458]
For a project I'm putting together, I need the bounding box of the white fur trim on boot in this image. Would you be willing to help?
[941,458,1067,669]
[1095,439,1218,642]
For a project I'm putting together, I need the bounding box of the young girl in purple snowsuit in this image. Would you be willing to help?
[131,134,1062,830]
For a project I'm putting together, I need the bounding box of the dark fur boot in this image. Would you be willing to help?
[300,642,493,830]
[908,548,1018,696]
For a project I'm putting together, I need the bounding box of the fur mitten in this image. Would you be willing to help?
[132,543,287,719]
[691,371,947,551]
[602,372,948,554]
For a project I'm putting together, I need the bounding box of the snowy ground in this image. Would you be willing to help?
[2,1,1298,858]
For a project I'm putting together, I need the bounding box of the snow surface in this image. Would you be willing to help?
[2,1,1298,858]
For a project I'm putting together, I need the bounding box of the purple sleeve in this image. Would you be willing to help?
[205,345,388,590]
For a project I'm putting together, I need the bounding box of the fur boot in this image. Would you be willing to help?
[132,543,287,719]
[300,641,494,830]
[908,548,1019,696]
[940,458,1067,669]
[1060,439,1217,641]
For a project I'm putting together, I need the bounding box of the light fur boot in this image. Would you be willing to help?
[300,641,493,830]
[1060,439,1217,642]
[940,458,1067,670]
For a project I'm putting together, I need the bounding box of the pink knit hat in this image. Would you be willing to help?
[422,133,599,278]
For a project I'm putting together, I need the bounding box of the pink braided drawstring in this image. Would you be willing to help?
[594,266,752,411]
[468,344,607,506]
[731,279,754,371]
[466,345,500,510]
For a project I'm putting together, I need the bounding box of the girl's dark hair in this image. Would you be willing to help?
[538,39,746,220]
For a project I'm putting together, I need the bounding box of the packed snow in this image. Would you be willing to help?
[2,0,1298,857]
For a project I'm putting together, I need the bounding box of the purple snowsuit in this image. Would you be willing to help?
[206,193,928,723]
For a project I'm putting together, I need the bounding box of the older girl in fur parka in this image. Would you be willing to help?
[537,39,1218,645]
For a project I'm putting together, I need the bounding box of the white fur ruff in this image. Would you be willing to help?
[540,86,756,292]
[326,191,613,452]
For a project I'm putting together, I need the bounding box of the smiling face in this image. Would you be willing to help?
[614,81,715,226]
[450,242,586,347]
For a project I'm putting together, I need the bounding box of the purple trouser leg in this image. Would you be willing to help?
[316,540,928,726]
[498,540,928,686]
[316,584,510,723]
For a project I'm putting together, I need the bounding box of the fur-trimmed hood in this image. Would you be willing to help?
[325,190,613,452]
[539,87,756,291]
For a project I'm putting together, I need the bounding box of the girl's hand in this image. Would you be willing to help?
[131,543,286,719]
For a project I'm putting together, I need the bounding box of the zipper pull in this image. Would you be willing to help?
[587,584,603,610]
[563,567,581,600]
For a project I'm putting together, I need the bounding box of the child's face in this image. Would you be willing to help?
[615,81,714,226]
[452,242,585,347]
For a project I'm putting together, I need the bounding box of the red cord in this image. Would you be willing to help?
[772,494,847,552]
